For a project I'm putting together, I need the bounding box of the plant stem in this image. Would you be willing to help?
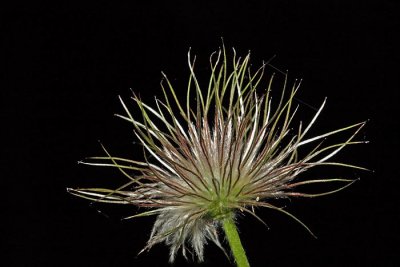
[222,216,250,267]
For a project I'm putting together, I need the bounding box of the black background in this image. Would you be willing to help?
[4,1,399,266]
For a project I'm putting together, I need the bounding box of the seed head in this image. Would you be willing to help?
[68,46,366,263]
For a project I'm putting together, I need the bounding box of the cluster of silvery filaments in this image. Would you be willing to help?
[68,47,366,262]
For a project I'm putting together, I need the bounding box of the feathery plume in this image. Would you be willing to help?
[68,45,366,265]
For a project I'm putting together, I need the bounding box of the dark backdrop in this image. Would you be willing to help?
[4,1,399,266]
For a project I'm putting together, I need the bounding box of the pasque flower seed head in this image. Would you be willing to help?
[68,46,366,264]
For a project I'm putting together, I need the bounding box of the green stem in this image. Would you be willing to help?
[222,216,250,267]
